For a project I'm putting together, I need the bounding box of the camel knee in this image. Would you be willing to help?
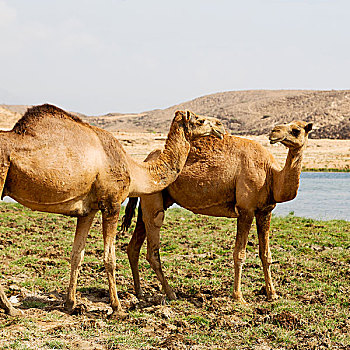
[103,257,116,272]
[144,210,164,229]
[259,250,272,265]
[146,249,161,269]
[234,249,246,265]
[71,250,85,267]
[153,210,164,228]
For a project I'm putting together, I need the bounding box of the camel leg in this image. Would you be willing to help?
[101,206,126,317]
[0,285,22,316]
[255,210,278,301]
[65,211,96,312]
[232,210,254,304]
[0,157,20,316]
[141,194,176,300]
[126,207,147,298]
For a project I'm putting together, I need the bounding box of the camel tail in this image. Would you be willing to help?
[120,198,139,232]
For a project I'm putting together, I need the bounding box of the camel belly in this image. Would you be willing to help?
[6,191,97,216]
[3,146,102,214]
[168,176,238,218]
[4,167,98,216]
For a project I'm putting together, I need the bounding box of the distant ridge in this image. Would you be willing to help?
[86,90,350,139]
[1,90,350,138]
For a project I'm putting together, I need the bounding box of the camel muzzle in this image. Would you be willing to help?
[269,134,285,144]
[212,125,225,140]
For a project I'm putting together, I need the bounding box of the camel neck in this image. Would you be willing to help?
[272,146,304,203]
[127,121,190,196]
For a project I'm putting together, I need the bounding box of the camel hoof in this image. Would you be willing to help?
[166,291,177,301]
[64,299,76,313]
[135,290,144,299]
[108,310,128,320]
[70,304,88,315]
[7,307,23,317]
[267,293,279,302]
[235,297,248,305]
[232,293,248,305]
[161,286,176,301]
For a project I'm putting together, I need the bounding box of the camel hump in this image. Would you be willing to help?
[12,104,87,135]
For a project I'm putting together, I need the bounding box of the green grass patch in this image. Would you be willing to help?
[0,203,348,349]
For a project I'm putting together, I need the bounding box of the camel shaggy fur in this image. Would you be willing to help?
[0,104,225,316]
[123,120,313,303]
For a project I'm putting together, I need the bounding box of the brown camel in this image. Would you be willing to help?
[123,120,313,303]
[0,104,225,316]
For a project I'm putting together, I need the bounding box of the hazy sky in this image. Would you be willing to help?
[1,0,349,115]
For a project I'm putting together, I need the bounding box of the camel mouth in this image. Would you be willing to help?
[212,127,225,140]
[269,137,284,144]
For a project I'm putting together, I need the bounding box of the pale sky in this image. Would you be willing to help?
[0,0,349,115]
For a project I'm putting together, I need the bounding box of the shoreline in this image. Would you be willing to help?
[302,168,350,172]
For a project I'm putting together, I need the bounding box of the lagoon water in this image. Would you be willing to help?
[2,172,350,221]
[272,172,350,221]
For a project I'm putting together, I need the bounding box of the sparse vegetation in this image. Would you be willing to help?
[0,203,349,349]
[302,167,350,172]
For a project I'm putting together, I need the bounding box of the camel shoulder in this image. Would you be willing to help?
[91,126,127,157]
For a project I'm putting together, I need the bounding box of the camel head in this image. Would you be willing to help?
[269,120,313,149]
[174,110,225,140]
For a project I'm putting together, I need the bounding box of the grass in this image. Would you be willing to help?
[302,166,350,173]
[0,203,349,349]
[302,167,350,172]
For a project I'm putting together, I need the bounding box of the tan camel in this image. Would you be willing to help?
[123,120,313,303]
[0,104,225,316]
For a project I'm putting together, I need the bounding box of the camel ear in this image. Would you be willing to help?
[185,111,198,124]
[174,110,187,122]
[304,123,313,133]
[175,110,184,118]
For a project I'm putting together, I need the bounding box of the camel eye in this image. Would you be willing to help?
[292,128,300,137]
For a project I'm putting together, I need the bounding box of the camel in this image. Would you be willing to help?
[122,120,313,303]
[0,104,225,316]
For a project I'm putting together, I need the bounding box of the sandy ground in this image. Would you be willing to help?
[114,132,350,170]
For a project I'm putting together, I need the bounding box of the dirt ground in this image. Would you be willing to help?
[115,131,350,170]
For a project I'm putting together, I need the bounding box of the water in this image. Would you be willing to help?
[272,172,350,221]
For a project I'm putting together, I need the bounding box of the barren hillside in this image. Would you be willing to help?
[0,105,29,130]
[1,90,350,138]
[86,90,350,139]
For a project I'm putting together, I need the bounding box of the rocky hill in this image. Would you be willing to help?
[1,90,350,138]
[0,105,29,130]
